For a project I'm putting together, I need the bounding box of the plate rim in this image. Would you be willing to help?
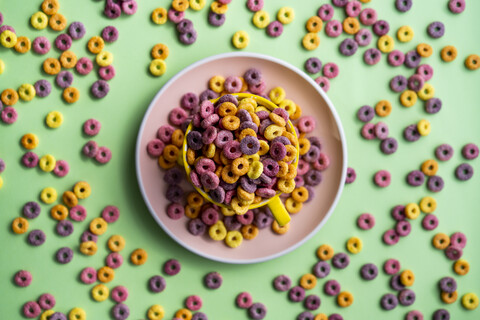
[135,52,348,264]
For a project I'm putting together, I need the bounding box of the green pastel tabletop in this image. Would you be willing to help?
[1,0,479,319]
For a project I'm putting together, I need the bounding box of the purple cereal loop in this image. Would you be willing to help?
[157,124,175,143]
[204,272,222,289]
[345,167,356,184]
[32,36,51,55]
[332,0,348,7]
[149,275,167,293]
[357,213,375,230]
[56,70,74,88]
[391,205,406,221]
[404,124,421,142]
[381,293,398,310]
[224,215,241,230]
[23,202,41,219]
[178,29,197,45]
[450,232,467,249]
[360,263,378,280]
[208,11,225,27]
[416,64,434,81]
[395,220,411,237]
[304,295,321,311]
[240,177,257,193]
[68,22,86,40]
[303,145,320,163]
[38,293,56,310]
[359,8,377,25]
[407,74,425,92]
[388,50,406,67]
[199,89,218,102]
[27,229,46,246]
[373,20,390,36]
[427,175,444,192]
[244,68,262,86]
[22,151,39,168]
[111,286,129,303]
[55,34,72,51]
[102,205,120,223]
[318,4,334,21]
[404,50,422,69]
[439,277,457,293]
[82,141,99,158]
[324,280,341,296]
[106,252,124,269]
[355,28,372,46]
[398,289,416,306]
[357,105,374,122]
[99,65,116,81]
[433,309,450,320]
[80,231,97,243]
[339,38,358,56]
[462,143,479,160]
[95,146,112,164]
[164,167,184,186]
[200,100,214,118]
[455,163,474,181]
[391,275,406,291]
[14,270,32,287]
[269,141,286,161]
[395,0,412,12]
[381,137,398,155]
[56,220,74,237]
[248,303,267,319]
[185,295,202,311]
[181,92,199,110]
[80,267,97,284]
[34,79,52,97]
[364,48,382,65]
[332,252,350,269]
[195,158,216,175]
[312,261,331,278]
[102,26,119,43]
[209,187,225,204]
[390,75,407,92]
[166,185,184,203]
[104,2,121,19]
[56,247,74,264]
[289,286,306,302]
[112,303,130,320]
[273,275,291,291]
[91,80,110,99]
[163,259,181,276]
[177,19,194,34]
[0,25,15,33]
[427,21,445,39]
[76,57,94,75]
[236,210,254,225]
[421,214,438,230]
[266,21,283,37]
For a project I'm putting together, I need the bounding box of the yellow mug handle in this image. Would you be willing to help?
[267,196,291,227]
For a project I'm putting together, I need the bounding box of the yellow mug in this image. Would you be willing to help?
[181,93,299,226]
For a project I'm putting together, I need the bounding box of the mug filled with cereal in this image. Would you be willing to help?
[182,93,300,228]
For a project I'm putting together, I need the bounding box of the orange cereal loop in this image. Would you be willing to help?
[214,165,223,178]
[151,43,169,60]
[162,144,180,162]
[314,314,328,320]
[175,309,192,320]
[316,244,334,260]
[218,102,237,117]
[421,159,438,176]
[62,191,78,208]
[171,129,184,148]
[63,87,80,103]
[292,187,309,203]
[298,138,311,156]
[417,43,433,58]
[172,0,190,11]
[51,204,69,220]
[158,155,176,169]
[210,1,228,14]
[290,104,302,120]
[453,259,470,276]
[14,36,31,54]
[87,36,105,54]
[185,204,201,219]
[107,235,126,252]
[232,157,249,176]
[277,161,288,178]
[187,148,197,166]
[241,224,259,240]
[187,192,204,208]
[130,248,148,265]
[375,100,392,117]
[90,217,108,235]
[239,77,248,92]
[343,17,360,35]
[42,0,60,15]
[300,273,317,290]
[80,241,97,255]
[1,88,19,106]
[49,13,67,31]
[337,291,354,307]
[222,115,240,131]
[12,217,29,234]
[400,270,415,286]
[21,133,39,150]
[432,233,450,249]
[97,266,115,283]
[284,164,297,180]
[272,220,289,234]
[306,16,323,33]
[60,51,77,69]
[465,54,480,70]
[221,165,239,184]
[440,45,457,62]
[441,291,458,304]
[43,58,61,75]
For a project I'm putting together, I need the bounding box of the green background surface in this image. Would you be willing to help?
[1,0,480,319]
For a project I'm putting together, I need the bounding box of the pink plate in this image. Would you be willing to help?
[136,52,347,264]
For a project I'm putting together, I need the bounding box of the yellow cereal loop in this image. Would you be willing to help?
[39,154,56,172]
[74,181,91,199]
[441,45,457,62]
[0,176,3,189]
[209,76,225,93]
[419,196,437,213]
[46,111,64,128]
[302,33,320,51]
[269,87,286,104]
[417,119,431,136]
[277,179,296,194]
[173,0,189,11]
[231,197,249,215]
[397,26,414,42]
[1,30,17,48]
[40,187,58,204]
[150,59,167,77]
[152,7,168,24]
[225,230,243,248]
[298,138,311,156]
[0,59,5,75]
[306,16,323,33]
[264,125,284,140]
[377,35,394,53]
[221,207,235,217]
[277,7,295,24]
[247,160,263,179]
[232,31,249,49]
[68,307,86,320]
[21,133,39,150]
[96,51,113,67]
[151,43,169,60]
[300,273,317,290]
[91,284,109,302]
[80,241,98,256]
[42,0,60,15]
[41,310,55,320]
[405,203,420,219]
[209,221,227,241]
[18,83,35,101]
[400,270,415,286]
[465,54,480,70]
[31,12,49,29]
[337,291,354,307]
[400,90,417,107]
[272,220,289,234]
[14,36,31,54]
[283,145,297,163]
[418,83,435,100]
[279,99,297,116]
[90,217,108,235]
[454,259,470,276]
[346,236,363,254]
[12,217,29,234]
[285,197,302,214]
[210,1,227,14]
[462,293,479,310]
[417,43,433,58]
[252,10,270,29]
[108,235,126,252]
[147,304,165,320]
[189,0,206,10]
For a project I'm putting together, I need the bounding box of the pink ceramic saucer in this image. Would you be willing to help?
[136,52,347,264]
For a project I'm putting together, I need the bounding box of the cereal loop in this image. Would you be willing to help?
[173,0,190,11]
[300,273,317,290]
[40,187,57,204]
[375,100,392,117]
[337,291,354,307]
[465,54,480,70]
[302,33,320,51]
[21,133,39,150]
[306,16,323,33]
[43,58,61,75]
[405,203,420,220]
[432,233,450,249]
[49,13,67,31]
[377,35,395,53]
[87,36,104,54]
[12,217,29,234]
[151,8,168,24]
[151,43,169,60]
[343,17,360,35]
[74,181,91,199]
[441,45,457,62]
[130,248,148,265]
[454,259,470,276]
[42,0,60,15]
[232,31,249,49]
[272,220,289,234]
[316,244,334,260]
[108,235,126,252]
[1,88,19,106]
[417,43,433,57]
[91,284,109,302]
[90,217,108,235]
[63,87,80,103]
[346,236,363,254]
[397,25,414,42]
[51,204,68,220]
